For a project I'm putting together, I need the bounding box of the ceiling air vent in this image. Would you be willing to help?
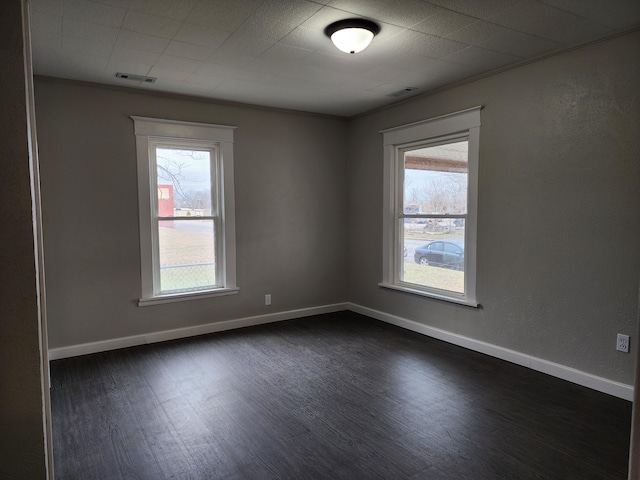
[387,87,418,97]
[115,72,157,83]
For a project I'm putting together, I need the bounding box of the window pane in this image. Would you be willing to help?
[156,148,212,217]
[158,219,216,293]
[403,141,468,215]
[402,219,465,294]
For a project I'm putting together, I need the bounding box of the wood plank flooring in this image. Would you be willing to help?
[50,311,632,479]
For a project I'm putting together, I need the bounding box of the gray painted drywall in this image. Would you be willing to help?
[347,31,640,385]
[35,80,348,348]
[36,30,638,388]
[0,0,48,477]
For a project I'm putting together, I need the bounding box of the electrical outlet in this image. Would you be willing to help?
[265,294,271,306]
[616,333,629,353]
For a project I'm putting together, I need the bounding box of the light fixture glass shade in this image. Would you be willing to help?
[330,27,375,54]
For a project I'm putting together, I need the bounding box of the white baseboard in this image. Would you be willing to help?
[48,303,349,361]
[48,301,634,401]
[347,303,634,401]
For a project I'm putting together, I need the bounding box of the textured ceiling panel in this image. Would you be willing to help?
[115,29,170,53]
[62,17,120,44]
[29,0,640,116]
[412,8,477,36]
[64,0,127,27]
[121,10,183,38]
[184,1,259,30]
[537,0,640,28]
[31,0,64,16]
[487,1,585,40]
[30,9,62,36]
[424,0,520,20]
[128,0,199,21]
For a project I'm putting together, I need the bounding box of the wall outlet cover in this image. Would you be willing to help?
[616,333,629,353]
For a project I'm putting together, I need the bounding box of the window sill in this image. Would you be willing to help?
[138,287,239,307]
[378,282,478,308]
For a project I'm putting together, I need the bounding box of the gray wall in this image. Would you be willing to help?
[347,30,640,385]
[35,80,348,348]
[37,30,639,387]
[0,0,47,477]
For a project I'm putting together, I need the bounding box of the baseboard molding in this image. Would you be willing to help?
[48,303,349,361]
[348,303,634,401]
[48,301,634,401]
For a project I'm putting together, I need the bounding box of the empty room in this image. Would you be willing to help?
[2,0,640,478]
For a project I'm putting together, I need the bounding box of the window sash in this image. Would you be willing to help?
[150,140,220,216]
[395,135,469,293]
[398,135,469,213]
[149,141,221,296]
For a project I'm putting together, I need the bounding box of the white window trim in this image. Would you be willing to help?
[132,116,238,306]
[379,106,481,307]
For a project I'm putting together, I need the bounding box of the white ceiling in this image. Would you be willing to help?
[29,0,640,117]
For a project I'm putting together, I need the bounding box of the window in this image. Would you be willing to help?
[380,107,481,306]
[132,117,238,306]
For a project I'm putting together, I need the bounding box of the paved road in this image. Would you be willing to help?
[404,239,426,263]
[161,220,213,234]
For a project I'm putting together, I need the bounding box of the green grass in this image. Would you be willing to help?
[158,226,216,292]
[402,263,464,293]
[159,226,214,264]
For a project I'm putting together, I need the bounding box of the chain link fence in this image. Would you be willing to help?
[160,262,216,292]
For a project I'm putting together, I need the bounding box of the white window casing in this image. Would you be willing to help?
[380,106,481,307]
[132,116,238,306]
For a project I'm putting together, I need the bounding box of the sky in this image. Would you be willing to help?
[156,147,213,192]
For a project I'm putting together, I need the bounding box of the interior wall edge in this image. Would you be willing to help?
[348,303,634,401]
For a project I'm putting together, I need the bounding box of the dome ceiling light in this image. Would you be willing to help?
[324,19,380,54]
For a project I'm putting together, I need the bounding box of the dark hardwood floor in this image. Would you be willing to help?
[50,311,632,479]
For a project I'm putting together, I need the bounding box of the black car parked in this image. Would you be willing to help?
[414,239,464,270]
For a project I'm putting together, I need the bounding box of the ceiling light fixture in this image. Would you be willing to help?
[324,19,380,54]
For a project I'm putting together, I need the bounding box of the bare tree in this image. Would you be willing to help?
[179,189,211,214]
[422,173,467,214]
[404,175,423,212]
[156,149,211,213]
